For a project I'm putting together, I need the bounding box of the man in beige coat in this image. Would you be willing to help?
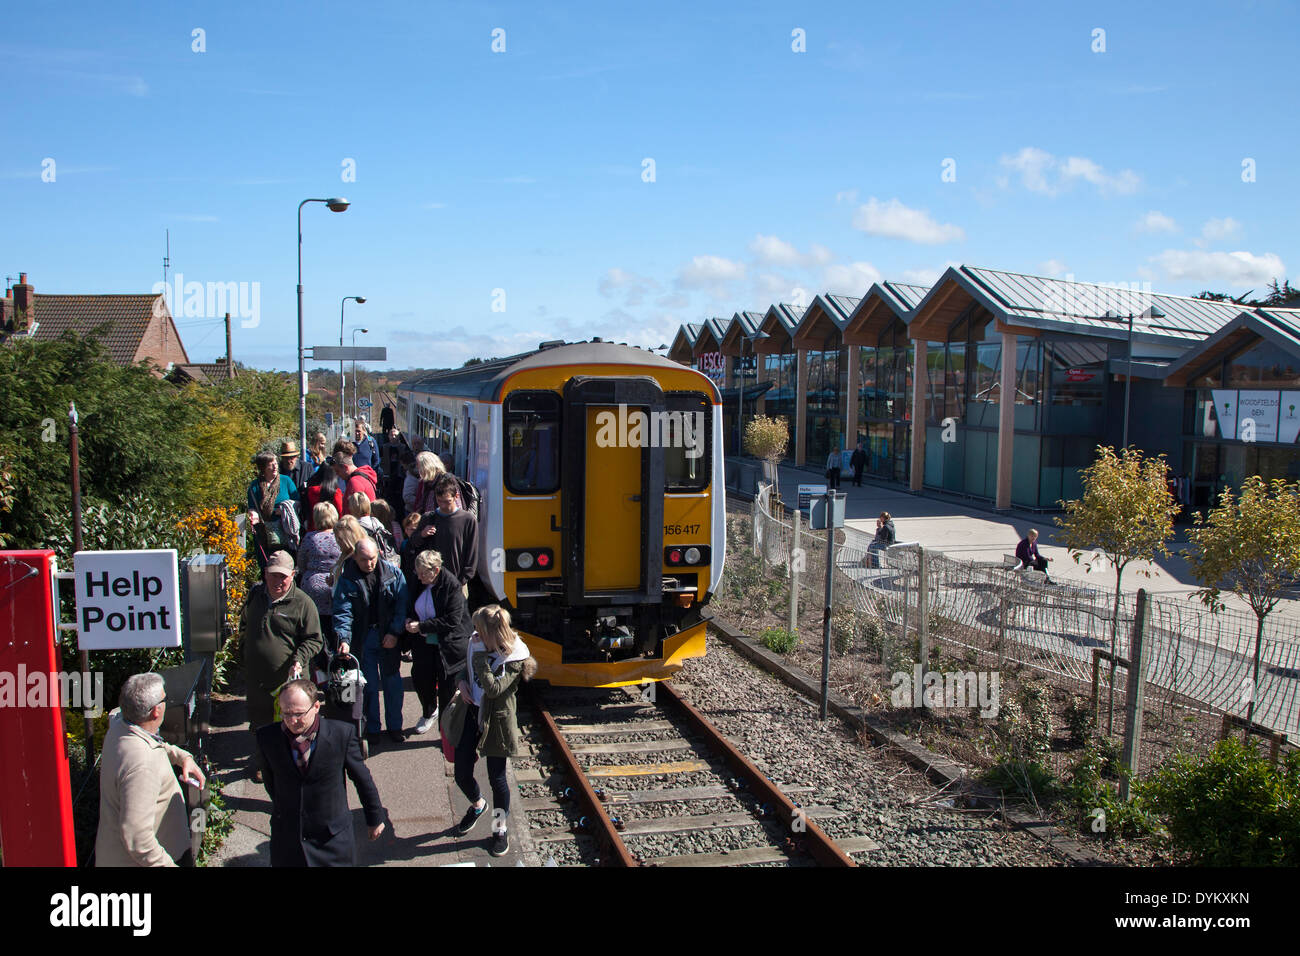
[95,672,205,867]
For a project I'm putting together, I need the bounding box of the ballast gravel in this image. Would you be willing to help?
[519,635,1062,867]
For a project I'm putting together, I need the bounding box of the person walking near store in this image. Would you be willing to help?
[824,446,843,490]
[241,551,323,781]
[850,443,867,487]
[452,605,536,857]
[333,537,409,744]
[256,679,386,867]
[404,549,472,735]
[95,673,205,867]
[1015,529,1054,584]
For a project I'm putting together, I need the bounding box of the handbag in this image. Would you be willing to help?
[440,688,467,762]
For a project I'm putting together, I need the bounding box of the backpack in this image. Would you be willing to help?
[456,476,482,522]
[362,517,397,561]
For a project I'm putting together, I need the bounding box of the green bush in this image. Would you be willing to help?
[1062,694,1096,748]
[1065,738,1156,838]
[759,627,798,654]
[1139,738,1300,865]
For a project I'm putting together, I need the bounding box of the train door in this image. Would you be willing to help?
[584,405,642,589]
[561,377,665,604]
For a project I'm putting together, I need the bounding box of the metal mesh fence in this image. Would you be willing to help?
[743,484,1298,775]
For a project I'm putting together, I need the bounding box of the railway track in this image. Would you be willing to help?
[518,681,877,866]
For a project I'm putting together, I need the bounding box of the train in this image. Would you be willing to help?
[395,339,725,687]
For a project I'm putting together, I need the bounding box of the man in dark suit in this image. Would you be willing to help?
[256,679,387,866]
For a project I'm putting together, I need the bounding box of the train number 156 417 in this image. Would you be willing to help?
[663,523,700,536]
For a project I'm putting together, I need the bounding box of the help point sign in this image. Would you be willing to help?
[74,550,181,650]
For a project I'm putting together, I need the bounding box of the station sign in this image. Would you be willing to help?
[797,484,827,510]
[74,550,181,650]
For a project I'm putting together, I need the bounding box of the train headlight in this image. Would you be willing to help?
[684,547,701,564]
[536,552,550,568]
[517,552,535,570]
[668,549,682,564]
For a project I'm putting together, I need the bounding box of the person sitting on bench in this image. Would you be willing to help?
[1014,529,1053,584]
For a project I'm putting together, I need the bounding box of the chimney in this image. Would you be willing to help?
[12,273,33,333]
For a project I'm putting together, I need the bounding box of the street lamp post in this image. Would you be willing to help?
[297,197,350,454]
[736,330,769,455]
[339,296,366,428]
[351,327,369,420]
[1102,306,1165,450]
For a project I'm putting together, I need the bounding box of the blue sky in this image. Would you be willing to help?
[3,0,1297,370]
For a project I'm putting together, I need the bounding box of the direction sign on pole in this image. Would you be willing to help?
[311,345,387,361]
[358,398,372,408]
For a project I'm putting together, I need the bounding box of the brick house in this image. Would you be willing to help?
[0,273,230,379]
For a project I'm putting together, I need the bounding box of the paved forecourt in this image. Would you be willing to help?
[745,457,1300,625]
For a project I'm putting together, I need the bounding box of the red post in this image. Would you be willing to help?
[0,550,77,866]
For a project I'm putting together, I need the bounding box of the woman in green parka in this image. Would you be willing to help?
[452,605,536,857]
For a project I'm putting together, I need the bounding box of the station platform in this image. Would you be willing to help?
[207,664,541,868]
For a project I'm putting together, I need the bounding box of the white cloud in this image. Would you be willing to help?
[823,261,882,293]
[676,255,746,299]
[755,273,796,298]
[1151,249,1285,286]
[1200,217,1242,241]
[999,146,1140,197]
[1134,210,1177,234]
[656,292,689,309]
[748,234,834,268]
[835,188,859,204]
[598,267,661,306]
[851,198,965,244]
[1039,259,1068,278]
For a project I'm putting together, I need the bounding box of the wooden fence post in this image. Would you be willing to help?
[1119,589,1151,802]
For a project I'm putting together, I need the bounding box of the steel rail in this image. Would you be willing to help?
[657,681,858,867]
[526,685,640,867]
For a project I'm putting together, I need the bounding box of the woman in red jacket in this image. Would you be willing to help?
[303,465,345,532]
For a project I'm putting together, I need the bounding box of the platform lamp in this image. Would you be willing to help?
[737,329,770,455]
[297,197,350,453]
[340,296,366,427]
[1101,305,1165,451]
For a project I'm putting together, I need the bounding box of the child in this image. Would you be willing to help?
[454,605,536,857]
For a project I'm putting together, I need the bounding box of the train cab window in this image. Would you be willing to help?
[505,391,561,494]
[665,392,711,492]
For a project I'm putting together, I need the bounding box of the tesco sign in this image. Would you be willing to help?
[74,550,181,650]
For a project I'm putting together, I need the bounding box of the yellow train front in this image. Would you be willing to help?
[397,340,726,687]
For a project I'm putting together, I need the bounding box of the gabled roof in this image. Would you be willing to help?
[844,281,930,344]
[719,310,765,355]
[753,303,803,352]
[908,265,1249,344]
[1163,309,1300,387]
[30,294,189,367]
[667,322,702,364]
[792,293,859,348]
[172,361,237,385]
[690,317,728,358]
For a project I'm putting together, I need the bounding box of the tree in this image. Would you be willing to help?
[1055,446,1178,731]
[0,333,204,547]
[743,415,789,501]
[1185,476,1300,726]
